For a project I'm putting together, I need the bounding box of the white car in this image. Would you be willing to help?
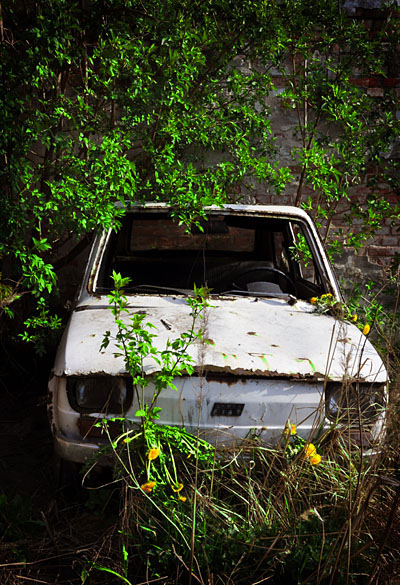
[48,204,387,465]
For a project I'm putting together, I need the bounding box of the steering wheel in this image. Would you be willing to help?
[233,266,296,295]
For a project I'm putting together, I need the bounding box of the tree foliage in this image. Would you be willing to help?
[0,0,399,345]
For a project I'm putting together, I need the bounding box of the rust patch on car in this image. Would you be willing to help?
[205,372,243,386]
[202,364,326,382]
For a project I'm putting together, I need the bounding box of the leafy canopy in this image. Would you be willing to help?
[1,0,399,345]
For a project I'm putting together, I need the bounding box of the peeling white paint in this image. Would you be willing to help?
[55,295,385,383]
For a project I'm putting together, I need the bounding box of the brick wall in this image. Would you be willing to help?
[231,7,400,290]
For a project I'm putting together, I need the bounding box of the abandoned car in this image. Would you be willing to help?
[48,204,387,464]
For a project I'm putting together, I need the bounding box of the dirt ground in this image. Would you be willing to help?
[0,344,122,585]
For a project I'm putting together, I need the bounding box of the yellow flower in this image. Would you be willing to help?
[171,483,184,493]
[141,481,156,493]
[309,454,322,465]
[304,443,321,465]
[304,443,317,458]
[363,324,370,336]
[284,422,297,435]
[179,496,187,502]
[352,314,357,322]
[310,297,317,305]
[148,448,160,461]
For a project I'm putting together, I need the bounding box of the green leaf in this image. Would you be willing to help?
[135,409,147,417]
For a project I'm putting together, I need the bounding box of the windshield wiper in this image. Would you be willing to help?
[220,289,297,304]
[125,284,193,295]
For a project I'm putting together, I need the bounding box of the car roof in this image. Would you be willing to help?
[125,202,312,222]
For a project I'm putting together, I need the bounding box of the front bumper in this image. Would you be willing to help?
[53,430,113,466]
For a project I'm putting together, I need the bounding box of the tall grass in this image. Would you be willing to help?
[78,411,400,585]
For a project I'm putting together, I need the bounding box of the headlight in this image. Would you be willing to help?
[325,381,386,424]
[67,376,132,414]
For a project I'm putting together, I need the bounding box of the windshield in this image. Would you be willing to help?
[95,212,328,300]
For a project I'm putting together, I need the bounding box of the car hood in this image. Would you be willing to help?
[54,294,386,383]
